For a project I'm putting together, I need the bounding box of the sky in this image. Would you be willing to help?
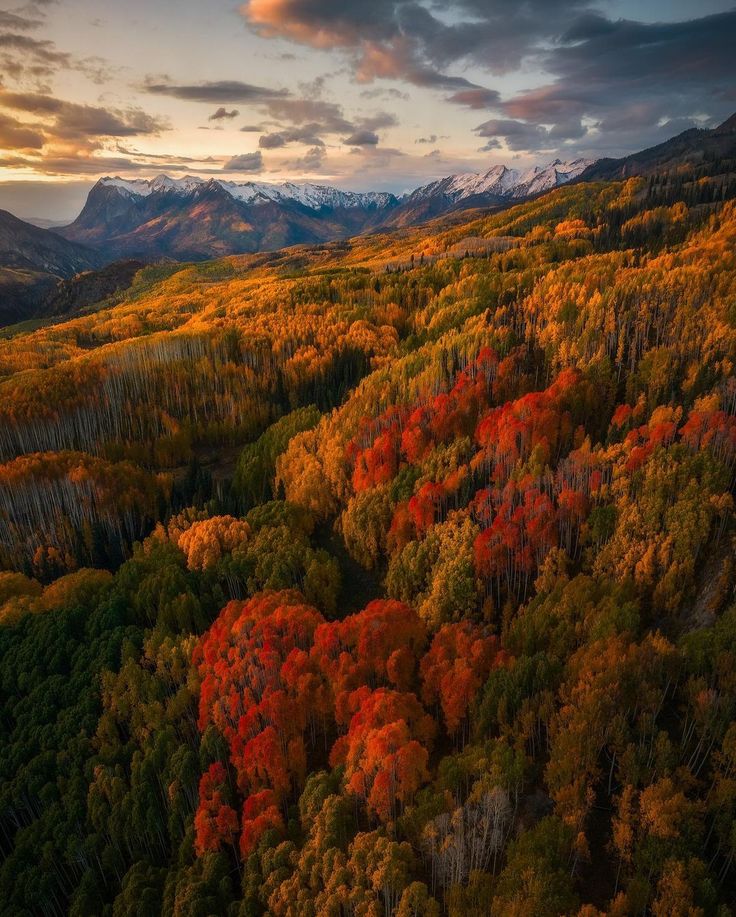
[0,0,734,220]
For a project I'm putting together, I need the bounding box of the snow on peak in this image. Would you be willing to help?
[406,158,595,204]
[515,159,593,197]
[96,159,594,215]
[96,175,397,211]
[98,177,156,198]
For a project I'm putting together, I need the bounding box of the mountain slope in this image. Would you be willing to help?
[42,259,146,318]
[579,113,736,180]
[58,161,592,261]
[384,158,592,227]
[0,208,100,276]
[59,176,400,260]
[0,210,103,325]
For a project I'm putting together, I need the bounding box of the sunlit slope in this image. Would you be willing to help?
[0,173,734,572]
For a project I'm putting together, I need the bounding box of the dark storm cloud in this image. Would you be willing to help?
[488,9,736,152]
[143,78,289,104]
[241,0,736,153]
[224,151,264,171]
[240,0,591,98]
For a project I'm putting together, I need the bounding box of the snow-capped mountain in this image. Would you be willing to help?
[59,159,594,261]
[378,158,593,228]
[99,175,396,211]
[513,159,593,197]
[402,159,593,207]
[59,175,401,260]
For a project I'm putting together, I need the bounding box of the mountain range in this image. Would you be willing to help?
[56,158,592,262]
[1,113,734,327]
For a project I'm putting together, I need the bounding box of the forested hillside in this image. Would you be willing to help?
[2,163,736,916]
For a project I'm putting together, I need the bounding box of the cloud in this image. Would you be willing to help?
[0,112,45,150]
[0,143,225,178]
[240,0,500,95]
[209,107,239,121]
[255,104,396,151]
[114,144,219,164]
[0,22,114,83]
[259,124,326,148]
[352,35,487,93]
[0,90,169,141]
[493,10,736,152]
[3,0,735,186]
[258,97,353,132]
[297,75,327,99]
[474,118,552,152]
[0,152,164,176]
[346,145,406,175]
[258,132,286,149]
[242,0,402,48]
[447,88,501,110]
[223,151,264,172]
[360,87,409,101]
[143,78,289,104]
[239,0,736,158]
[0,11,43,30]
[238,0,590,96]
[357,111,397,131]
[283,144,326,172]
[343,129,379,146]
[0,31,71,72]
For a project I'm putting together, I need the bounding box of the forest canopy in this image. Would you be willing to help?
[2,165,736,916]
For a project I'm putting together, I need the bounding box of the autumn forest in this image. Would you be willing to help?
[2,155,736,917]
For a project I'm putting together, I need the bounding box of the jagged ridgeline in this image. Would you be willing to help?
[1,169,736,917]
